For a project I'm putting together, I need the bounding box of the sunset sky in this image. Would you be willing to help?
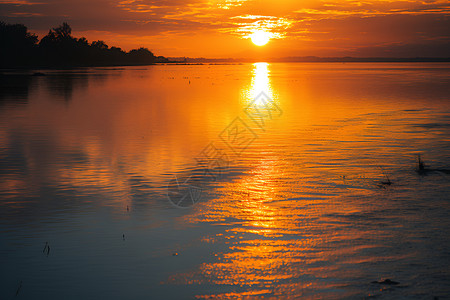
[1,0,449,58]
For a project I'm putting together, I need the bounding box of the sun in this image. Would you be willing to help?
[250,30,271,46]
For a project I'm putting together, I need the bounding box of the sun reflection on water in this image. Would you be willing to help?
[244,62,275,105]
[173,64,331,297]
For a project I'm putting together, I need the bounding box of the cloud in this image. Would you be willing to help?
[1,0,449,56]
[225,15,295,38]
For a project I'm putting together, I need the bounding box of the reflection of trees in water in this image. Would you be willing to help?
[0,69,125,224]
[0,129,96,224]
[45,71,115,101]
[0,74,34,105]
[45,72,91,101]
[0,71,113,104]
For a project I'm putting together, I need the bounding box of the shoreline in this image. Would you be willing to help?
[1,60,450,72]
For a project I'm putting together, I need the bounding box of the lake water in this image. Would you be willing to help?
[1,63,449,299]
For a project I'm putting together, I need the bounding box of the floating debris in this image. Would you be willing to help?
[123,234,125,241]
[371,279,399,285]
[172,253,178,256]
[416,154,450,175]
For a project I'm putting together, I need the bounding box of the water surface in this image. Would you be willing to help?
[1,63,450,299]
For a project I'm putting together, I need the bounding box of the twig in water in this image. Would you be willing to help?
[378,166,392,186]
[15,280,22,297]
[43,242,50,256]
[417,154,425,172]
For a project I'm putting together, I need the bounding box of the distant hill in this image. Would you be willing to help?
[271,56,450,62]
[182,56,450,63]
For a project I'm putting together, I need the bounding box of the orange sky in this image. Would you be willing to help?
[1,0,449,58]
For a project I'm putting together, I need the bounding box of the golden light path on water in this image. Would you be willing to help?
[244,62,276,106]
[251,62,272,99]
[164,63,443,298]
[171,63,338,298]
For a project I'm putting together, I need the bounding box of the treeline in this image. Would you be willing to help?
[0,22,168,68]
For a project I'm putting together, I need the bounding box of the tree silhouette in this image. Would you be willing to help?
[0,21,160,68]
[53,22,72,40]
[128,47,155,64]
[91,40,108,50]
[0,21,38,67]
